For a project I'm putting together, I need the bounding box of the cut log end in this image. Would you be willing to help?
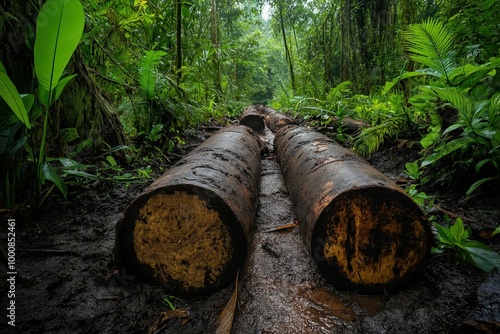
[312,187,431,294]
[117,187,247,296]
[133,191,233,291]
[240,114,265,132]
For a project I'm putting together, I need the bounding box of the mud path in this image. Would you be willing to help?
[1,125,499,334]
[232,127,358,333]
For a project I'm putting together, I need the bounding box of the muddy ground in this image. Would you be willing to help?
[1,122,499,334]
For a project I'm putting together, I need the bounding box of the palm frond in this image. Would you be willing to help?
[421,86,474,123]
[405,19,457,84]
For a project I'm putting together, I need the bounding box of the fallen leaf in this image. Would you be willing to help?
[263,222,298,233]
[214,272,239,334]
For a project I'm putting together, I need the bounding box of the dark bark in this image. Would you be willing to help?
[115,125,262,296]
[274,125,432,294]
[239,106,265,133]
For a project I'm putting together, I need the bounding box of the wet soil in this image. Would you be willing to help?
[1,125,499,334]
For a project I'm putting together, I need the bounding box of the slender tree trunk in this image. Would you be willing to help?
[175,0,182,85]
[210,0,222,99]
[340,0,351,83]
[277,0,295,91]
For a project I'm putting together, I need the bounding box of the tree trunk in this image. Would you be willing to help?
[274,125,432,294]
[256,105,296,133]
[175,0,182,85]
[115,125,262,296]
[210,0,222,98]
[239,106,265,133]
[277,0,295,91]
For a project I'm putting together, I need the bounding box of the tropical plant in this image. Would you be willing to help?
[384,18,500,195]
[0,122,28,210]
[0,63,33,210]
[433,217,500,272]
[30,0,85,212]
[0,0,84,215]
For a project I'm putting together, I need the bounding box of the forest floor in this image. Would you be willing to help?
[1,118,499,334]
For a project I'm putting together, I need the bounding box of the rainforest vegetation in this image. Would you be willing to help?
[1,0,499,218]
[1,1,500,333]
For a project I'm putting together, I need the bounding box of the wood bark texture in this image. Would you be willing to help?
[239,106,265,132]
[256,105,297,132]
[115,125,262,296]
[274,125,432,294]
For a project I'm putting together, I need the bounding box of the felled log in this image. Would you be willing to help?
[239,106,265,132]
[115,125,262,296]
[316,117,369,135]
[255,105,296,132]
[274,125,432,294]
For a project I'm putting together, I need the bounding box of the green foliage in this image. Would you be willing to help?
[0,64,31,128]
[30,0,85,211]
[0,0,84,214]
[404,162,423,180]
[352,120,399,156]
[384,18,500,195]
[351,94,415,156]
[34,0,84,93]
[139,50,167,101]
[433,217,500,272]
[0,122,27,209]
[405,184,434,210]
[404,19,456,84]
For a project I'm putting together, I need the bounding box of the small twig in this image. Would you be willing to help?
[262,222,298,233]
[432,205,484,226]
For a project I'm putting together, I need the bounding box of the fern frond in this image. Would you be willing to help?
[139,50,167,100]
[405,19,456,84]
[352,120,400,156]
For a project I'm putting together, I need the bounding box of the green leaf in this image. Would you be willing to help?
[421,138,470,167]
[433,222,453,246]
[42,161,68,199]
[420,126,441,148]
[404,162,420,179]
[21,94,35,113]
[493,226,500,236]
[139,50,167,100]
[458,240,500,272]
[449,217,466,243]
[0,122,26,162]
[475,158,491,173]
[466,177,498,197]
[34,0,84,93]
[404,19,456,83]
[423,86,474,120]
[383,71,426,94]
[38,74,77,107]
[0,68,31,128]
